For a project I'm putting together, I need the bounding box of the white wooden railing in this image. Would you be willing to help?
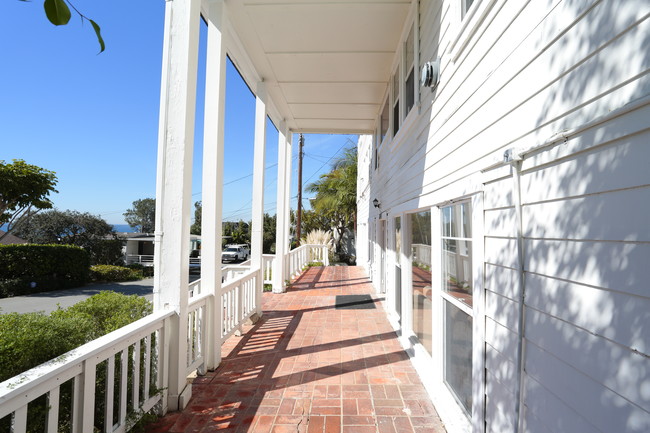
[287,244,329,278]
[412,243,432,267]
[125,254,155,266]
[222,255,274,285]
[187,292,211,375]
[0,245,327,432]
[0,310,174,433]
[262,254,274,284]
[221,269,259,340]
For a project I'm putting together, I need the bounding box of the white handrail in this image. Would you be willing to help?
[287,244,329,279]
[0,310,175,432]
[0,247,328,432]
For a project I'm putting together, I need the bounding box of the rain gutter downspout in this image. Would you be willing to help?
[506,150,527,433]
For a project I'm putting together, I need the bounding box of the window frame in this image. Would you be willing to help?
[377,2,419,146]
[448,0,497,62]
[430,193,485,431]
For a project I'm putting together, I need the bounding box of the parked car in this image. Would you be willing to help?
[221,244,250,263]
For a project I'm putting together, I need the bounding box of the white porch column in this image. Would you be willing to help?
[153,0,201,412]
[284,133,293,271]
[201,0,228,370]
[273,127,292,293]
[251,82,267,314]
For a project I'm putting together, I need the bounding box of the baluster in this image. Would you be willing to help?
[132,340,141,413]
[47,386,60,433]
[144,335,151,400]
[13,405,27,433]
[104,356,115,433]
[119,349,128,428]
[81,359,97,433]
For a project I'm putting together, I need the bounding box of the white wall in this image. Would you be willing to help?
[360,0,650,431]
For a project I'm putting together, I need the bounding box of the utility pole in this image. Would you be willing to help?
[296,133,304,245]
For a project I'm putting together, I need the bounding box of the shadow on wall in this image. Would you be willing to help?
[486,1,650,431]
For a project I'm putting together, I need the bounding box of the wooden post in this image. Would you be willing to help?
[251,82,267,314]
[152,0,201,411]
[201,0,228,371]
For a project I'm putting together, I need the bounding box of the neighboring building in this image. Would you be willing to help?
[0,230,27,245]
[356,1,649,432]
[122,233,201,266]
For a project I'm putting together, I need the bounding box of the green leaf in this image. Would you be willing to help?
[43,0,71,26]
[89,19,105,54]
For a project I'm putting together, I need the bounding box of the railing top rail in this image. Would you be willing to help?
[221,268,259,292]
[188,291,212,309]
[0,309,175,403]
[289,243,328,251]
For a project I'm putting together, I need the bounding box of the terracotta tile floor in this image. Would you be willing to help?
[147,266,445,433]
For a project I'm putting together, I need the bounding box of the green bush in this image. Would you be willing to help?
[52,291,152,339]
[0,292,153,433]
[0,244,89,297]
[90,264,142,282]
[127,263,154,277]
[0,312,92,382]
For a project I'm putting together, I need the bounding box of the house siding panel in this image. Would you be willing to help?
[360,0,650,431]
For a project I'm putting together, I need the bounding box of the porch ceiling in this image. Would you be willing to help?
[226,0,411,134]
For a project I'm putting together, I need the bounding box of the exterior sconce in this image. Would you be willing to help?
[421,58,441,88]
[373,198,380,208]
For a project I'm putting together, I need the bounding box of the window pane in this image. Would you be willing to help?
[395,216,401,259]
[444,300,472,414]
[441,202,473,307]
[395,216,402,321]
[462,0,475,18]
[392,72,400,136]
[442,206,455,237]
[393,71,400,100]
[442,241,473,307]
[393,101,400,136]
[460,202,471,238]
[410,211,432,355]
[405,68,414,115]
[380,97,389,143]
[406,26,414,68]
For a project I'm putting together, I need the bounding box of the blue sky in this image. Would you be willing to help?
[1,1,357,225]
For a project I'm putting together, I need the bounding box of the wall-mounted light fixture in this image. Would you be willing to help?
[373,198,381,208]
[421,58,441,88]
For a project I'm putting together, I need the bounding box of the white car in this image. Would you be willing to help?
[221,244,250,263]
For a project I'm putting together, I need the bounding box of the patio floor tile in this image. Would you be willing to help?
[146,266,445,433]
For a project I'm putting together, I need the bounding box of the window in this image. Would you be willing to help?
[461,0,475,18]
[404,26,415,116]
[441,201,473,415]
[392,71,400,136]
[394,216,402,321]
[410,210,432,355]
[380,95,389,144]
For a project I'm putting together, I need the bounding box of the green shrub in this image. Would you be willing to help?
[90,264,142,282]
[0,244,89,297]
[0,312,92,383]
[127,263,154,277]
[52,291,152,339]
[0,292,153,433]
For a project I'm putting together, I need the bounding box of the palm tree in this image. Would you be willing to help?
[306,147,357,255]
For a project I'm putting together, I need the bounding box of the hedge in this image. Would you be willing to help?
[0,292,154,433]
[0,244,90,297]
[90,264,143,282]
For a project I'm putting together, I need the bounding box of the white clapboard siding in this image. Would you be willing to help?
[361,0,650,431]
